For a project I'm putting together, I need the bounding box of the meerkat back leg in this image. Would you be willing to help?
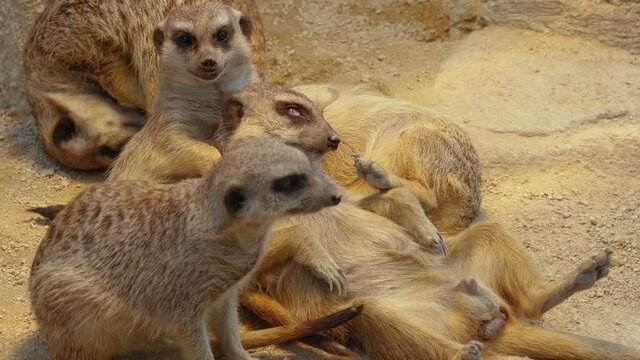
[527,249,612,316]
[448,222,611,319]
[353,156,447,256]
[486,318,640,360]
[208,290,254,360]
[354,299,481,360]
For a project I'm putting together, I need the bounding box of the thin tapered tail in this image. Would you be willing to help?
[29,204,66,220]
[240,291,361,358]
[487,319,640,360]
[211,303,363,358]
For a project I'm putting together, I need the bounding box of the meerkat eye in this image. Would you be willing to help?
[175,33,196,48]
[272,174,308,194]
[216,29,230,42]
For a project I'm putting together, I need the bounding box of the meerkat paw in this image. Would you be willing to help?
[307,257,348,297]
[572,249,612,291]
[353,155,393,190]
[455,341,484,360]
[412,224,449,258]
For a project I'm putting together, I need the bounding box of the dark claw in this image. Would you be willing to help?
[438,233,450,259]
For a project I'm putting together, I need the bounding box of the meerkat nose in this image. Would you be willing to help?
[201,59,217,71]
[331,194,342,205]
[327,135,341,150]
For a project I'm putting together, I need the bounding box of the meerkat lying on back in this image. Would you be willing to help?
[23,0,265,170]
[296,83,482,237]
[29,136,342,360]
[107,2,259,182]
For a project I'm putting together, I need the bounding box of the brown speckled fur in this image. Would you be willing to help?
[29,136,342,360]
[107,2,258,183]
[23,0,265,170]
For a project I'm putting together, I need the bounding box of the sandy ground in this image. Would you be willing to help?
[1,1,639,359]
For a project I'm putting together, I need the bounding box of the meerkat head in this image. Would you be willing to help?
[206,137,342,227]
[37,92,144,170]
[153,2,256,92]
[215,82,341,162]
[450,278,506,340]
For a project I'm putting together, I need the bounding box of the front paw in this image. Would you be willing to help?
[353,155,393,190]
[455,341,484,360]
[308,258,348,297]
[411,223,449,258]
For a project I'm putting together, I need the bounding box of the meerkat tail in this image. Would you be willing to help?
[29,204,66,220]
[241,291,361,357]
[487,319,640,360]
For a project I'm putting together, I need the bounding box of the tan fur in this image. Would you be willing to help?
[109,80,341,183]
[295,83,482,236]
[29,136,343,360]
[23,0,265,170]
[107,3,258,182]
[245,158,638,359]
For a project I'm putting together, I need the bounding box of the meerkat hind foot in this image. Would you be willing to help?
[572,249,612,291]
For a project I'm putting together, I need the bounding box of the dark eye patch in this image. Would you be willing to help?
[224,187,246,215]
[216,26,230,42]
[174,31,197,48]
[272,174,308,194]
[52,116,77,145]
[98,145,121,158]
[275,102,309,121]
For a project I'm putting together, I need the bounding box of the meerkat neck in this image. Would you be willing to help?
[153,74,223,124]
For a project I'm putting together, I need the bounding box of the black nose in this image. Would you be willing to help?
[331,195,341,205]
[327,135,341,150]
[201,59,217,71]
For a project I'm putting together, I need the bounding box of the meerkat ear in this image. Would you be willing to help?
[223,95,245,126]
[231,9,252,39]
[224,186,247,216]
[153,22,165,53]
[454,278,480,295]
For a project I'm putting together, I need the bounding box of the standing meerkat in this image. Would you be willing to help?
[23,0,265,170]
[29,136,344,360]
[106,2,261,182]
[109,81,341,183]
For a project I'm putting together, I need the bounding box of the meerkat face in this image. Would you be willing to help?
[216,83,341,162]
[153,3,256,92]
[38,92,144,170]
[209,137,342,223]
[451,278,506,340]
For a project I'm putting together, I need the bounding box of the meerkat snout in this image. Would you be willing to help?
[327,134,341,150]
[153,3,256,90]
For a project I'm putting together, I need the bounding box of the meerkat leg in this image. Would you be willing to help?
[486,318,640,360]
[354,299,481,360]
[258,227,348,296]
[94,55,147,109]
[208,291,254,360]
[531,249,611,315]
[353,156,447,256]
[448,222,612,319]
[176,319,215,360]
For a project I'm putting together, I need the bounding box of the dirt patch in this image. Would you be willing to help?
[1,0,639,359]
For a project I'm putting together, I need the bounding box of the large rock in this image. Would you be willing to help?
[0,0,43,111]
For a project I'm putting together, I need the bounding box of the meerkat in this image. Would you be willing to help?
[109,80,341,183]
[241,156,638,360]
[294,83,482,237]
[29,136,348,360]
[23,0,266,170]
[106,2,261,182]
